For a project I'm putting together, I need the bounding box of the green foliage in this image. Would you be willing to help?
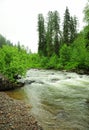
[59,44,71,66]
[0,48,5,71]
[0,45,29,81]
[40,56,48,68]
[28,53,41,68]
[66,32,89,70]
[83,0,89,25]
[46,54,59,69]
[83,25,89,49]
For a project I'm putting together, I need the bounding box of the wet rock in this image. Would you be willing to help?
[51,78,59,82]
[86,99,89,104]
[25,80,35,84]
[56,110,69,120]
[13,74,21,80]
[35,81,44,84]
[51,73,54,75]
[79,75,83,78]
[67,76,71,79]
[0,74,24,91]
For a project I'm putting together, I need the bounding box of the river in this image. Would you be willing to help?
[6,69,89,130]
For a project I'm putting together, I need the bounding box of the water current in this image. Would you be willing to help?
[6,69,89,130]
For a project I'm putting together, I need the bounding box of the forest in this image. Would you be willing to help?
[0,2,89,82]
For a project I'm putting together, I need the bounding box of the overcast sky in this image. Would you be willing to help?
[0,0,87,52]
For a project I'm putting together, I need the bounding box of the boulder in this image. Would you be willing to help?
[0,74,24,91]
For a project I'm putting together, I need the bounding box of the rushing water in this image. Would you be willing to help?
[6,69,89,130]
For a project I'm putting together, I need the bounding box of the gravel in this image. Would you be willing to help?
[0,92,43,130]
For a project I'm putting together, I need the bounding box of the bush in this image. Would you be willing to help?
[0,45,29,81]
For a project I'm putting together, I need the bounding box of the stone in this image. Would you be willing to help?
[0,73,24,91]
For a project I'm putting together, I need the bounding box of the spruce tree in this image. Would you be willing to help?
[53,11,60,56]
[46,11,54,57]
[63,7,70,45]
[70,16,77,43]
[63,7,77,45]
[83,0,89,25]
[83,0,89,49]
[0,35,6,47]
[38,14,46,56]
[73,16,77,38]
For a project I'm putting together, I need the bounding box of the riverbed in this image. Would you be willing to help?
[6,69,89,130]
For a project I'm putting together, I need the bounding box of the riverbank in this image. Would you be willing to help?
[0,73,25,91]
[0,92,43,130]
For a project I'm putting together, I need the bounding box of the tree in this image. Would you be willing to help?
[0,39,31,81]
[70,32,87,70]
[59,44,71,66]
[53,11,60,55]
[0,34,6,47]
[63,7,70,45]
[83,0,89,25]
[46,11,54,57]
[73,16,78,38]
[83,25,89,49]
[38,14,46,56]
[63,7,78,45]
[70,16,77,43]
[46,11,61,56]
[83,0,89,49]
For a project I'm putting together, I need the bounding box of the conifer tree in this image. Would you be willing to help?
[46,11,54,57]
[53,11,60,55]
[83,0,89,49]
[70,16,77,43]
[83,0,89,25]
[63,7,77,45]
[38,14,46,56]
[0,35,6,47]
[73,16,77,37]
[63,7,70,45]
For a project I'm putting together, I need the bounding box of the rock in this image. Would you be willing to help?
[0,74,24,91]
[35,81,44,84]
[51,78,59,82]
[26,80,35,84]
[86,99,89,104]
[13,74,21,80]
[23,79,35,85]
[56,110,69,120]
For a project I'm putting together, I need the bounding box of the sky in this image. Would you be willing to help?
[0,0,87,52]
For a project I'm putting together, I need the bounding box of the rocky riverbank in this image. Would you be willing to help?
[0,74,24,91]
[0,92,43,130]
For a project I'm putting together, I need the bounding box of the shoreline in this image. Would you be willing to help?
[0,92,43,130]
